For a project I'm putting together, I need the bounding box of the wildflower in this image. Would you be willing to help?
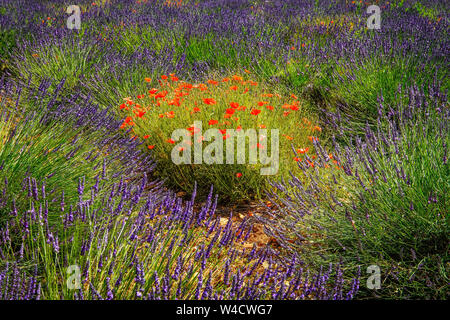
[187,126,200,134]
[297,147,309,154]
[155,91,168,99]
[148,145,155,149]
[203,98,216,105]
[313,126,322,132]
[266,105,274,111]
[167,139,175,144]
[134,110,146,118]
[236,173,242,178]
[230,102,239,109]
[166,111,175,118]
[226,108,235,115]
[192,107,200,113]
[208,120,218,125]
[143,135,150,139]
[229,86,238,91]
[306,160,314,167]
[167,99,180,106]
[161,75,168,80]
[144,77,151,82]
[207,80,218,85]
[250,109,261,116]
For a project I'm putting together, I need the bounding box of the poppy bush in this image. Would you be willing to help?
[117,73,338,201]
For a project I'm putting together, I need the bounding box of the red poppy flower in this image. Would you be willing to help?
[250,109,261,115]
[203,98,216,105]
[135,110,146,118]
[155,91,168,99]
[230,102,239,109]
[208,119,218,125]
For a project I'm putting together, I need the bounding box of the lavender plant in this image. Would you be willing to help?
[260,83,449,299]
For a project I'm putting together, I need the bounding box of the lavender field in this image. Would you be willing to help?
[0,0,448,301]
